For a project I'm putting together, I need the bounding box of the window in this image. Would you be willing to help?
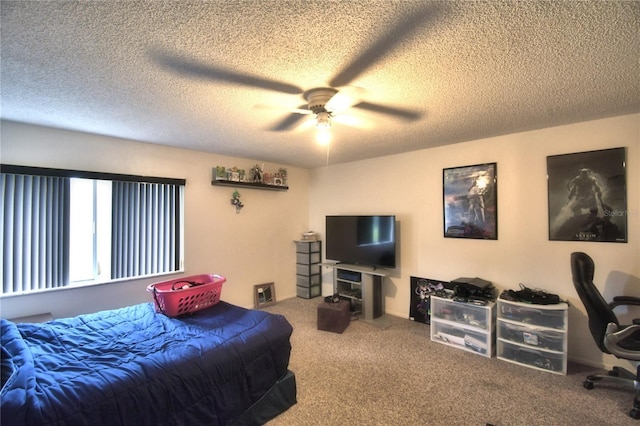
[1,165,185,296]
[69,178,110,284]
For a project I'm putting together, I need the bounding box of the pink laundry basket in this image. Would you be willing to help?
[147,274,226,317]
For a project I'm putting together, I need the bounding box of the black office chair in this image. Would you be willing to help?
[571,251,640,419]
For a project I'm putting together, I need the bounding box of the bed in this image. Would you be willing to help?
[1,301,296,426]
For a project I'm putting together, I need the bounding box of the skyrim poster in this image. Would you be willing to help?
[547,147,627,242]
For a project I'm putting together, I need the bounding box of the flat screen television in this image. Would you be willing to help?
[325,215,397,269]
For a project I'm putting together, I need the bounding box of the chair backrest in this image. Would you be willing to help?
[570,251,619,354]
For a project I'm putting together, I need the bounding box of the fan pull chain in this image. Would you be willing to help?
[325,142,331,166]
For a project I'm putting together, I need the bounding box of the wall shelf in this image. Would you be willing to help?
[211,179,288,191]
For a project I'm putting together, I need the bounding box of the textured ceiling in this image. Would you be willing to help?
[1,1,639,169]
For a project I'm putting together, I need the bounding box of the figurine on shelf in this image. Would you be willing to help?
[230,190,244,213]
[278,168,288,185]
[249,164,263,183]
[229,166,240,182]
[215,166,226,180]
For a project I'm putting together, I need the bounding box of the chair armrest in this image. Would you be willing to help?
[610,296,640,310]
[604,322,640,361]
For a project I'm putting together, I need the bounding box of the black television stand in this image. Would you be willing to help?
[322,263,390,329]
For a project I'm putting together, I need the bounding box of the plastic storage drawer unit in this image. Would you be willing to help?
[297,285,321,299]
[497,298,568,374]
[431,321,491,356]
[295,240,322,299]
[498,322,564,352]
[498,340,565,373]
[430,296,496,358]
[296,241,321,253]
[498,301,566,329]
[430,297,492,330]
[296,263,321,276]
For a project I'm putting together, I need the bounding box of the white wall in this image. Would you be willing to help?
[1,114,638,372]
[309,113,639,370]
[0,121,310,318]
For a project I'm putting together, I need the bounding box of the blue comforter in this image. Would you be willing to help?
[1,302,293,426]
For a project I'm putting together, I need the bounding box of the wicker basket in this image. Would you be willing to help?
[147,274,226,317]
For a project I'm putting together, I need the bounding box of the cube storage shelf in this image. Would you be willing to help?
[332,265,387,322]
[334,268,364,316]
[430,296,496,358]
[496,298,569,375]
[321,263,389,328]
[295,240,321,299]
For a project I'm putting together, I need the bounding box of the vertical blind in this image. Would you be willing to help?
[1,164,185,295]
[111,181,181,279]
[1,173,70,294]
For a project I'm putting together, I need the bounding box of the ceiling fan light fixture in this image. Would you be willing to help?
[315,111,331,129]
[315,127,331,146]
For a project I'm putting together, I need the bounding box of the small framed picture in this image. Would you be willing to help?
[254,282,276,308]
[443,162,498,239]
[547,147,627,242]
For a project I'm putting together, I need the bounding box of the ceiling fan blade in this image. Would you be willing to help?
[152,50,303,94]
[332,114,373,130]
[255,104,312,115]
[291,108,314,115]
[353,101,422,121]
[269,113,310,131]
[325,86,365,112]
[328,3,445,88]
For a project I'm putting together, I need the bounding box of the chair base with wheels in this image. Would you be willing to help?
[583,365,640,419]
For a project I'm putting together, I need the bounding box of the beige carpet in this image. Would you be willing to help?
[262,296,638,426]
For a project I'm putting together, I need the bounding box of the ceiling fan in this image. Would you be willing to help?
[266,87,363,131]
[153,4,444,136]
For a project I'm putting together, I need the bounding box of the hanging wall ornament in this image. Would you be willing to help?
[230,190,244,213]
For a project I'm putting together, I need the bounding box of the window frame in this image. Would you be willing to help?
[1,164,186,298]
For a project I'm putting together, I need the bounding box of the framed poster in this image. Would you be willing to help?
[443,162,497,239]
[254,282,276,308]
[409,276,451,324]
[547,147,627,242]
